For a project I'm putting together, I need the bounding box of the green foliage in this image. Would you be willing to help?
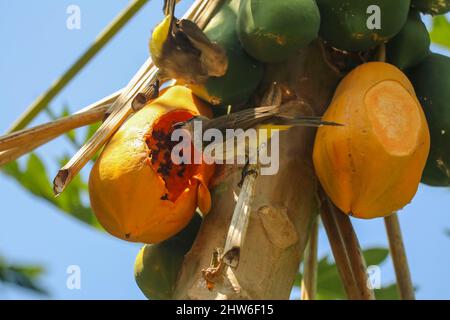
[408,53,450,186]
[386,10,430,70]
[430,16,450,50]
[0,257,47,295]
[2,153,101,229]
[294,248,401,300]
[1,106,102,229]
[45,106,79,148]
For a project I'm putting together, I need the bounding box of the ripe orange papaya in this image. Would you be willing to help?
[89,86,215,243]
[313,62,430,219]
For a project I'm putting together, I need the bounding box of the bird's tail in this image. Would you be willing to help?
[270,117,342,127]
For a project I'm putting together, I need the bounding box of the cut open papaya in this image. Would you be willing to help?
[313,62,430,218]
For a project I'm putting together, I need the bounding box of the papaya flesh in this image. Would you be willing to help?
[316,0,411,51]
[386,10,430,70]
[313,62,430,218]
[188,0,264,106]
[89,86,214,244]
[412,0,450,15]
[134,214,201,300]
[237,0,321,63]
[408,53,450,186]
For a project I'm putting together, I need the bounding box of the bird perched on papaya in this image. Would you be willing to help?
[149,0,228,89]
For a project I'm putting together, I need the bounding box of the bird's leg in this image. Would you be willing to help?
[238,157,259,188]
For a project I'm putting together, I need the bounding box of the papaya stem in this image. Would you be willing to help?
[384,213,415,300]
[319,188,375,300]
[0,91,118,166]
[222,164,259,268]
[301,214,318,300]
[374,43,386,63]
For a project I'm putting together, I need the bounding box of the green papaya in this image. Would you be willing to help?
[189,0,264,106]
[412,0,450,15]
[386,10,430,70]
[236,0,321,63]
[316,0,411,51]
[134,214,202,299]
[408,53,450,186]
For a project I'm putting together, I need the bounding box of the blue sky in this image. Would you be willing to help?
[0,1,449,299]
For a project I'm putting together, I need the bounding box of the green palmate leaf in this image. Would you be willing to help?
[1,154,101,229]
[84,122,101,144]
[374,283,399,300]
[2,154,53,200]
[2,104,105,229]
[0,257,47,295]
[7,0,150,133]
[363,248,389,266]
[84,122,102,162]
[45,105,81,149]
[430,16,450,49]
[58,105,78,146]
[295,247,400,300]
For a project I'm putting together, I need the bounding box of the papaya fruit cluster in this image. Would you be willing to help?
[313,63,430,218]
[89,86,214,244]
[85,0,450,299]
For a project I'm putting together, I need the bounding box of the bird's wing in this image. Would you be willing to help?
[202,105,280,132]
[178,19,212,47]
[178,19,228,77]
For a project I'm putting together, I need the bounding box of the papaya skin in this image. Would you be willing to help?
[89,86,214,244]
[313,62,430,219]
[316,0,411,51]
[188,0,264,106]
[237,0,321,63]
[408,53,450,186]
[134,214,202,300]
[386,10,430,70]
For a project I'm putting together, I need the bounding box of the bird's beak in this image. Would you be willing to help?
[321,121,344,127]
[163,0,177,36]
[163,0,176,17]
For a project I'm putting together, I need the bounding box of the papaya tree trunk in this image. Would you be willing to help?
[173,42,341,300]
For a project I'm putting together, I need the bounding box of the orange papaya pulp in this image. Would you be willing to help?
[89,86,214,243]
[313,62,430,219]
